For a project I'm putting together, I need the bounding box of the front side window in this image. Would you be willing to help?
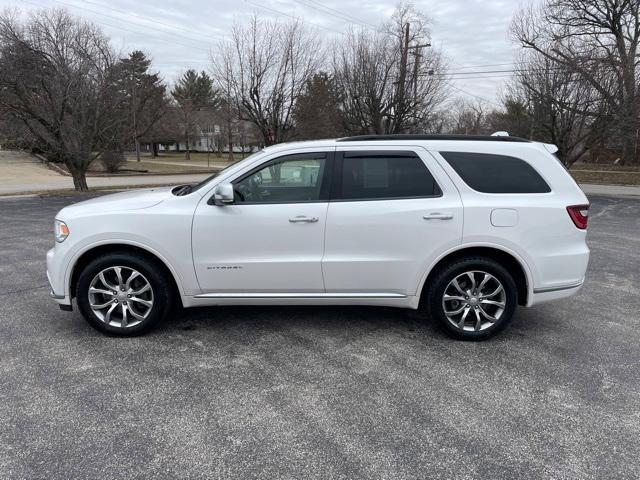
[233,153,327,203]
[440,151,551,193]
[335,151,441,200]
[189,150,265,193]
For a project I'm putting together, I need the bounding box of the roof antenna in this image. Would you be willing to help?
[491,131,509,137]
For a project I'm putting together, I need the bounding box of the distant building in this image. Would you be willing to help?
[151,107,262,153]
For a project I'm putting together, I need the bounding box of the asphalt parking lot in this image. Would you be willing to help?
[0,193,638,479]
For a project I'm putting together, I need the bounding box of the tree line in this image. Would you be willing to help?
[0,1,638,191]
[449,0,640,168]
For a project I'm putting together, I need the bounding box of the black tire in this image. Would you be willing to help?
[425,256,518,341]
[76,252,174,336]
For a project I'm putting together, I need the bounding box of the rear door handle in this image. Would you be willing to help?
[289,216,319,223]
[423,212,453,220]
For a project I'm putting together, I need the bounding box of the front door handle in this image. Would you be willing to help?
[289,216,319,223]
[423,212,453,220]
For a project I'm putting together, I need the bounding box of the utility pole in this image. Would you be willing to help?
[396,22,411,129]
[393,22,432,133]
[409,43,430,100]
[411,48,421,100]
[130,72,140,162]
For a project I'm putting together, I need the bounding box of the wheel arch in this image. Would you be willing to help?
[418,244,532,307]
[67,242,184,305]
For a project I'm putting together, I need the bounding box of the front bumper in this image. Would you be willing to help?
[47,247,71,306]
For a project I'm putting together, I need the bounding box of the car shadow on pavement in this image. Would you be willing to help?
[148,304,541,344]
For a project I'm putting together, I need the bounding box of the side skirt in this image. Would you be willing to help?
[193,292,406,299]
[183,292,419,309]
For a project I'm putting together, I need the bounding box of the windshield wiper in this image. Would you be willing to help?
[173,185,193,196]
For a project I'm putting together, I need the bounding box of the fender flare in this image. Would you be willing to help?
[63,239,188,300]
[415,242,536,307]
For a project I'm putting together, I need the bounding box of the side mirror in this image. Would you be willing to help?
[213,183,234,205]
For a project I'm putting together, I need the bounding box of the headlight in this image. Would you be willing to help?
[54,219,70,243]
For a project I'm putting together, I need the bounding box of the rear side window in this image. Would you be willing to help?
[440,151,551,193]
[335,151,441,200]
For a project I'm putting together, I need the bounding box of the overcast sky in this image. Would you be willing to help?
[4,0,531,106]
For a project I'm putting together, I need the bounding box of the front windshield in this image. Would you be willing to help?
[189,150,264,192]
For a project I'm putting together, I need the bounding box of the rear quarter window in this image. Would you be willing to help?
[440,151,551,194]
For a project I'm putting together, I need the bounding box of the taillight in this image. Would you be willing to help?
[567,204,589,229]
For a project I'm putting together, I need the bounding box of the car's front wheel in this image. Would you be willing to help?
[426,257,518,340]
[76,252,174,336]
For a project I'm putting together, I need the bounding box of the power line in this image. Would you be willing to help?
[428,67,565,77]
[444,75,515,80]
[432,69,520,76]
[15,1,528,89]
[449,84,493,103]
[41,0,215,52]
[244,0,346,35]
[288,0,380,31]
[78,0,224,42]
[449,62,516,71]
[305,0,379,29]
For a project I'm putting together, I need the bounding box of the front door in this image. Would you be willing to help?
[192,151,332,293]
[322,147,463,296]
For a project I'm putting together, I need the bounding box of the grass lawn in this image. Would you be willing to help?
[54,161,206,177]
[85,152,250,175]
[116,163,638,185]
[569,169,640,186]
[569,162,640,185]
[570,162,640,172]
[85,159,219,176]
[120,160,217,175]
[129,152,253,164]
[81,153,640,185]
[123,159,640,184]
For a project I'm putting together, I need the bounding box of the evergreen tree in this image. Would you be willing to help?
[119,51,167,161]
[294,72,345,140]
[171,70,218,159]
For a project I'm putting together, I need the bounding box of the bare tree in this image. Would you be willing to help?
[139,103,180,157]
[509,52,602,166]
[0,106,36,150]
[211,15,323,146]
[214,55,238,161]
[0,8,127,190]
[448,99,491,135]
[333,3,449,135]
[512,0,640,165]
[333,29,395,134]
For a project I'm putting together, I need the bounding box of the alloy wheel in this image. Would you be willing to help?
[88,266,154,328]
[442,270,506,332]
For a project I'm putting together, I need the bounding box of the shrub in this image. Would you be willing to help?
[101,150,126,173]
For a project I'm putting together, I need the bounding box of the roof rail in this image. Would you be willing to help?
[336,134,531,143]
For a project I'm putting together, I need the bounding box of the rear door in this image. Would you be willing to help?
[322,146,463,296]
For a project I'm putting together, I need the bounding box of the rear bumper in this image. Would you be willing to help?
[528,280,584,306]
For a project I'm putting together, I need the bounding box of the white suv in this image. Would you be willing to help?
[47,135,590,340]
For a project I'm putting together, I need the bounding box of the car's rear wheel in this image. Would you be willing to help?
[76,252,174,336]
[426,257,517,340]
